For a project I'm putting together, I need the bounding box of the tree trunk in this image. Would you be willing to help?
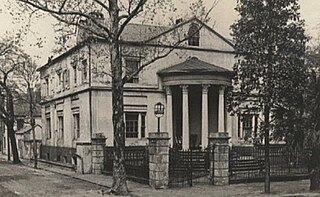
[7,123,20,164]
[264,105,271,193]
[28,86,37,168]
[7,92,20,164]
[310,147,320,191]
[109,0,128,194]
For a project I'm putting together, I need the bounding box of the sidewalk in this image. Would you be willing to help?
[1,155,319,197]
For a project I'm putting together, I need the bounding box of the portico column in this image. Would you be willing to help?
[218,86,225,133]
[201,84,210,149]
[181,85,189,150]
[165,86,173,147]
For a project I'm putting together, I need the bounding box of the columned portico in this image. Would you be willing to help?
[181,85,189,150]
[159,57,233,150]
[201,84,210,149]
[218,86,225,133]
[165,87,173,147]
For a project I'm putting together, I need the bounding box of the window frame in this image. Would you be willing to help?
[124,112,146,139]
[125,58,140,83]
[73,113,80,139]
[188,23,200,46]
[45,114,51,139]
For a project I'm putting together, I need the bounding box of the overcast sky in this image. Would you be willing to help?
[0,0,320,65]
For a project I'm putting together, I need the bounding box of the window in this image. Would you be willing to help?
[73,64,77,85]
[16,119,24,130]
[242,114,253,129]
[45,78,49,96]
[125,113,138,138]
[63,70,70,90]
[57,113,64,139]
[125,112,146,138]
[73,113,80,139]
[82,59,88,82]
[141,114,146,138]
[46,116,51,139]
[188,23,200,46]
[57,72,62,92]
[125,59,140,83]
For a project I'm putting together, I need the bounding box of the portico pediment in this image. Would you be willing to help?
[157,57,233,86]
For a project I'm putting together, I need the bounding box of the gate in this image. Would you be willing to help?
[229,145,310,184]
[103,146,149,184]
[169,148,212,187]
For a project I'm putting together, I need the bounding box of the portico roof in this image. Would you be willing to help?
[158,57,233,86]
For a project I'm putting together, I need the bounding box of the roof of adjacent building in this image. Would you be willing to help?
[158,57,233,75]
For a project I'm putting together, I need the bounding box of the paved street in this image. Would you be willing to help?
[0,157,320,197]
[0,160,105,197]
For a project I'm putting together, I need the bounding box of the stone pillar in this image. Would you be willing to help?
[201,84,210,149]
[166,87,173,147]
[148,132,170,189]
[181,85,189,150]
[76,142,92,174]
[209,132,230,185]
[218,86,225,133]
[91,133,106,174]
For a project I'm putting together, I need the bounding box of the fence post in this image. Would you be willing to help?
[76,142,92,174]
[148,132,170,189]
[91,133,106,175]
[208,132,230,185]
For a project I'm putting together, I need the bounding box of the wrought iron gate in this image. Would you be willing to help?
[169,148,213,187]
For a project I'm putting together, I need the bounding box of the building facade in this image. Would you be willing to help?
[38,17,256,151]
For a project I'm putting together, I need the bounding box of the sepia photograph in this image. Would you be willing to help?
[0,0,320,196]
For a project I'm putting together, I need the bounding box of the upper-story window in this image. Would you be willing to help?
[73,64,77,86]
[63,70,70,90]
[125,59,140,83]
[45,78,49,96]
[16,119,24,130]
[81,59,88,83]
[188,23,200,46]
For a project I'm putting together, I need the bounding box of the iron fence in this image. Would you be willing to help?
[229,145,310,183]
[169,148,212,187]
[103,146,149,184]
[39,145,76,165]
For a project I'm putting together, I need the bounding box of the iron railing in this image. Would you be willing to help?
[229,145,310,183]
[40,145,76,165]
[103,146,149,184]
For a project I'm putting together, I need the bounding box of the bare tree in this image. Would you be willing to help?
[0,35,27,164]
[16,0,216,194]
[15,55,40,168]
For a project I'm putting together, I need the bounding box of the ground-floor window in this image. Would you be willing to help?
[73,113,80,139]
[125,112,146,138]
[57,111,64,139]
[46,114,51,139]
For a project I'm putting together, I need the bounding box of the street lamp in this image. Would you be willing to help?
[154,102,165,133]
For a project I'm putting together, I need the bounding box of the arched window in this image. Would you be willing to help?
[188,23,200,46]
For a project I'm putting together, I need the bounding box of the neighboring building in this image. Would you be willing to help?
[1,94,42,159]
[37,16,256,151]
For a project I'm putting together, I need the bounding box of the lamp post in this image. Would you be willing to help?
[154,102,165,133]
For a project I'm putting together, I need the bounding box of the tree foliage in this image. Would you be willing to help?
[230,0,307,193]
